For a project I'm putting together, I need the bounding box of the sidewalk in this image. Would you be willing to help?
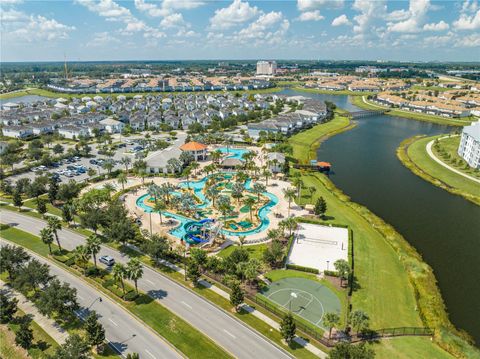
[0,280,69,345]
[145,247,327,358]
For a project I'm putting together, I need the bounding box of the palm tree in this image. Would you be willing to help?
[86,235,101,269]
[102,160,114,176]
[46,216,62,251]
[282,217,297,238]
[210,150,222,164]
[262,168,271,186]
[127,258,143,294]
[153,201,166,225]
[323,312,340,339]
[282,188,296,217]
[120,156,131,174]
[112,263,127,297]
[251,182,266,201]
[243,197,256,221]
[292,177,303,200]
[117,173,127,191]
[308,186,316,199]
[74,245,90,274]
[103,183,115,196]
[147,183,159,203]
[206,186,220,207]
[190,161,200,177]
[231,182,244,205]
[40,228,54,254]
[238,235,246,247]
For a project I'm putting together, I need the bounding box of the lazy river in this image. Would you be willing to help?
[135,173,278,244]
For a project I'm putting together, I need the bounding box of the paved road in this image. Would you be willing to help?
[0,210,292,359]
[0,239,181,359]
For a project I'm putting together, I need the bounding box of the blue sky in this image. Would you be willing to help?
[1,0,479,62]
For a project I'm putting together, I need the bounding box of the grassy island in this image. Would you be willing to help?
[288,112,479,358]
[397,135,480,205]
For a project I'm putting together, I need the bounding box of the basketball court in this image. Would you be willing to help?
[260,277,342,329]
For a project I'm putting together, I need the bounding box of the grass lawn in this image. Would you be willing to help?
[0,325,28,359]
[4,308,59,359]
[217,243,268,261]
[350,96,474,127]
[287,117,477,358]
[372,337,453,359]
[400,135,480,205]
[0,225,232,359]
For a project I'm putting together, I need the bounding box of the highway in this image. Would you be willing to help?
[0,210,292,359]
[0,238,182,359]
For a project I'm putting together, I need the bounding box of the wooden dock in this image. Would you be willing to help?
[346,110,388,119]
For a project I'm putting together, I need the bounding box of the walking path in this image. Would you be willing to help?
[0,280,69,345]
[144,246,327,358]
[426,136,480,184]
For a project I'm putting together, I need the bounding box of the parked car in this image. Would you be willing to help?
[99,255,115,266]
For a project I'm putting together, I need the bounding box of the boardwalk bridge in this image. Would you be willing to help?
[346,110,388,119]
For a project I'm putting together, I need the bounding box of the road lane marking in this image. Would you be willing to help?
[145,349,157,359]
[77,295,84,300]
[181,301,192,309]
[108,318,118,326]
[145,279,155,285]
[223,329,236,339]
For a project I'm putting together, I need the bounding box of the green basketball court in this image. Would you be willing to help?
[260,277,342,329]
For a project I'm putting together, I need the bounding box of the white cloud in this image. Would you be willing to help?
[11,15,75,42]
[160,13,185,28]
[453,10,480,29]
[135,0,205,17]
[352,0,387,34]
[235,11,289,46]
[176,28,198,37]
[331,14,351,26]
[423,20,449,31]
[86,31,120,47]
[0,8,28,23]
[0,0,23,4]
[297,10,324,21]
[209,0,259,30]
[297,0,344,11]
[387,0,431,33]
[456,33,480,47]
[76,0,131,21]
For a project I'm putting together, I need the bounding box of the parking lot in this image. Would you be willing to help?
[8,133,176,185]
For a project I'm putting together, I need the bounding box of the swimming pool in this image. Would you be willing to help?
[217,147,249,160]
[136,173,278,241]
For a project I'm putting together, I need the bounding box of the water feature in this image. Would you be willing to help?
[217,147,249,160]
[0,95,50,106]
[279,88,480,344]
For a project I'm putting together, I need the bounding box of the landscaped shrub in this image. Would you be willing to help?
[124,291,139,302]
[324,270,339,277]
[286,264,319,274]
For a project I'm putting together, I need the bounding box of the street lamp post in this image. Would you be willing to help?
[88,296,102,310]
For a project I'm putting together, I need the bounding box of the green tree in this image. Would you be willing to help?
[229,281,244,312]
[143,234,170,263]
[36,198,47,215]
[48,177,59,204]
[52,334,90,359]
[262,239,284,268]
[334,259,351,287]
[328,342,375,359]
[282,187,296,216]
[323,312,340,339]
[40,228,54,254]
[126,258,143,294]
[0,293,18,323]
[15,317,33,349]
[14,258,51,293]
[112,263,127,297]
[280,312,296,343]
[37,279,78,318]
[190,248,208,271]
[47,216,63,251]
[85,311,106,351]
[242,196,256,221]
[74,245,90,274]
[53,143,64,154]
[117,172,127,191]
[186,259,201,285]
[86,235,101,269]
[0,245,30,281]
[13,189,23,210]
[349,310,370,334]
[314,196,327,217]
[126,353,140,359]
[62,203,74,224]
[153,200,166,225]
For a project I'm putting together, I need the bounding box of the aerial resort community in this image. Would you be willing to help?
[1,4,480,355]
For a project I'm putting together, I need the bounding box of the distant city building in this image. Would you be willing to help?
[256,61,277,76]
[458,121,480,169]
[355,66,386,74]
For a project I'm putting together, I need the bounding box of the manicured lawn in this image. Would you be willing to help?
[404,135,480,204]
[372,337,453,359]
[292,86,376,96]
[6,308,59,359]
[287,118,476,357]
[0,326,28,359]
[350,96,473,127]
[265,269,318,282]
[0,225,233,359]
[217,243,268,261]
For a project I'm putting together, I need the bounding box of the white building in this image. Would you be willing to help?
[256,61,277,76]
[100,117,124,133]
[458,121,480,169]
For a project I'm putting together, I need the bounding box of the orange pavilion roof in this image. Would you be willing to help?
[317,161,331,167]
[180,141,207,151]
